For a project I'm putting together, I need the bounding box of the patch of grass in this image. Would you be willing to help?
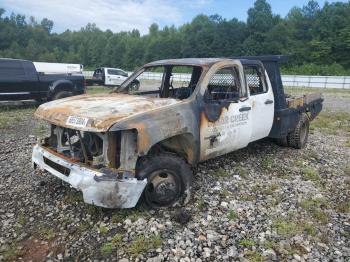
[273,219,298,237]
[245,250,265,262]
[0,106,35,129]
[263,184,279,195]
[262,240,277,250]
[300,198,329,209]
[3,243,21,262]
[336,201,350,213]
[236,165,248,179]
[32,121,48,136]
[77,222,90,232]
[211,168,229,177]
[220,187,230,198]
[86,205,104,217]
[125,234,162,257]
[261,156,275,170]
[299,221,317,236]
[300,198,330,224]
[312,210,329,224]
[64,190,83,204]
[111,208,148,224]
[345,139,350,148]
[86,86,111,95]
[284,87,350,96]
[100,233,123,255]
[344,165,350,176]
[239,238,256,247]
[197,199,207,210]
[302,167,320,181]
[227,209,238,221]
[38,227,55,240]
[310,111,350,135]
[239,195,256,201]
[96,225,109,235]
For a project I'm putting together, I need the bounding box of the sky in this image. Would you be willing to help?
[1,0,348,34]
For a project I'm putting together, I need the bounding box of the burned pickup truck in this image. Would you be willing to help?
[32,56,323,209]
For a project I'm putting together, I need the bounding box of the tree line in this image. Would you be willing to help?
[0,0,350,75]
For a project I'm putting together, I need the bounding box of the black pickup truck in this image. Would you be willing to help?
[0,58,86,101]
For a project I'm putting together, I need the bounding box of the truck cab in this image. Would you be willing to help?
[91,67,128,86]
[32,57,323,209]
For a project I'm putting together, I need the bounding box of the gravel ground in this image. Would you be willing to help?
[0,104,349,261]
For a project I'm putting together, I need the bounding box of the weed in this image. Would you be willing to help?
[261,156,275,170]
[236,165,248,179]
[239,238,256,247]
[111,208,148,224]
[211,168,229,177]
[336,201,350,213]
[220,187,230,198]
[245,250,265,262]
[100,233,123,255]
[96,225,109,235]
[263,184,279,195]
[0,107,35,129]
[38,226,55,240]
[273,219,298,237]
[300,198,330,224]
[344,165,350,176]
[64,190,83,204]
[345,139,350,148]
[126,234,162,257]
[262,240,277,250]
[310,111,350,135]
[302,167,320,181]
[3,243,21,261]
[227,209,239,220]
[197,199,206,210]
[32,121,48,137]
[77,222,90,232]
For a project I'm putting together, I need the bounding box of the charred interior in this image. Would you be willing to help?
[42,125,138,174]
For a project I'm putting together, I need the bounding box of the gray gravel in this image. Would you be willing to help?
[0,107,349,262]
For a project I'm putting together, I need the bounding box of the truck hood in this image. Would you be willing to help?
[35,93,181,132]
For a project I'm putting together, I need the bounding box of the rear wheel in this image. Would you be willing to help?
[130,81,140,92]
[53,91,73,100]
[288,113,310,149]
[136,153,193,208]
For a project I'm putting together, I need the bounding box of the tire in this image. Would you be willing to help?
[130,81,140,92]
[53,91,73,100]
[136,153,193,208]
[288,113,310,149]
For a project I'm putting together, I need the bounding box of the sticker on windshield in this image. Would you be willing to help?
[66,116,89,127]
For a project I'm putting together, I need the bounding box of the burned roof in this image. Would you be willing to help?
[145,58,235,67]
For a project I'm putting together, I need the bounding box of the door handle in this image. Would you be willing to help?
[239,106,251,112]
[265,99,274,105]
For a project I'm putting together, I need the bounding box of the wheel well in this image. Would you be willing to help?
[148,133,197,166]
[53,83,73,94]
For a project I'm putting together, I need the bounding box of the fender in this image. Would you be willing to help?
[49,79,74,95]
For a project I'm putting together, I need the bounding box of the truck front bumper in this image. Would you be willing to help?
[32,144,147,208]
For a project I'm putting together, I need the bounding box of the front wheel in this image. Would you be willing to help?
[288,113,310,149]
[136,153,193,208]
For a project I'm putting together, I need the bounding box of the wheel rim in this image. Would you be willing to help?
[144,169,181,207]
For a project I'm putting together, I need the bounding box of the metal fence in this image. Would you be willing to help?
[83,71,350,89]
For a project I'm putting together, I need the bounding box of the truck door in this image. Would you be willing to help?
[244,65,274,142]
[105,68,125,86]
[0,60,37,100]
[200,63,253,161]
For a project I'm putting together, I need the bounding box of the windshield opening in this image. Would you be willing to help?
[116,65,203,100]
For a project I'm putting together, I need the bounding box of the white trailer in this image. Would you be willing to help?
[33,62,83,75]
